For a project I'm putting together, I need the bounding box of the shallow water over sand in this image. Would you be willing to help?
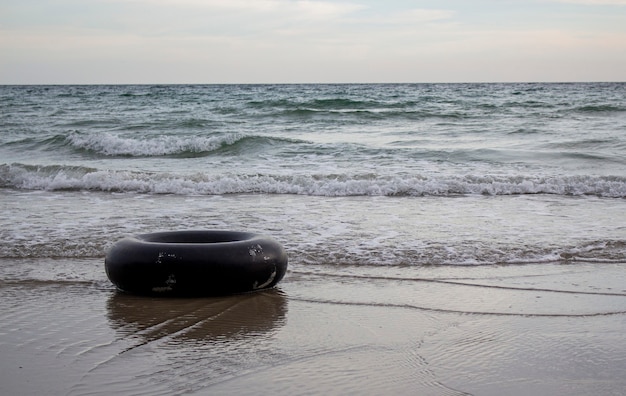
[1,258,625,395]
[2,191,625,266]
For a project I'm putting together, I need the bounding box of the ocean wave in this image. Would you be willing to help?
[274,108,469,122]
[65,131,245,156]
[245,95,471,120]
[248,97,384,110]
[573,104,626,113]
[2,226,623,266]
[3,131,304,158]
[291,240,626,267]
[2,163,625,198]
[64,131,307,157]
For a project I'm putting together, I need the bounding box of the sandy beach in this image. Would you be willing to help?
[2,258,625,396]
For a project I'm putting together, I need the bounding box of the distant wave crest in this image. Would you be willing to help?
[65,132,246,157]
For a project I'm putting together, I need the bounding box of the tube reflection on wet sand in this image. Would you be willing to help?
[106,289,288,344]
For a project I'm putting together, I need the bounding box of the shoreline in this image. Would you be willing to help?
[1,259,626,395]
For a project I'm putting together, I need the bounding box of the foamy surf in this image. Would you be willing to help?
[1,163,625,197]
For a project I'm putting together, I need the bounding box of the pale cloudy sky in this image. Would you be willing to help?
[1,0,625,84]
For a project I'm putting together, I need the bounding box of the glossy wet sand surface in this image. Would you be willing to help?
[1,260,626,396]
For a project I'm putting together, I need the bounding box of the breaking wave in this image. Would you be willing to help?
[65,132,292,157]
[2,163,625,197]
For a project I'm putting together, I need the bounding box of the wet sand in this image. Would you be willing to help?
[1,260,626,395]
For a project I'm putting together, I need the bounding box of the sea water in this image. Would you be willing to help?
[1,83,625,274]
[2,83,626,395]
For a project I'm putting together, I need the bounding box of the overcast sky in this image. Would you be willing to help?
[1,0,625,84]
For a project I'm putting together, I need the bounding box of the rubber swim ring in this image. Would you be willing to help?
[105,230,288,296]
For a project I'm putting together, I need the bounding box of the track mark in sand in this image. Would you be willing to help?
[116,297,252,355]
[289,270,626,297]
[290,296,626,318]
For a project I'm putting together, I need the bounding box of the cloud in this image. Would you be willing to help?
[89,0,369,40]
[549,0,626,4]
[1,0,624,83]
[383,8,455,24]
[105,0,365,19]
[292,0,366,18]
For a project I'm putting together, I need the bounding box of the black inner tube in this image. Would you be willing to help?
[105,230,288,296]
[139,231,250,244]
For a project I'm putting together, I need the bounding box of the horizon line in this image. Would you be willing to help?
[2,81,625,86]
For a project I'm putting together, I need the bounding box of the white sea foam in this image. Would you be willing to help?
[1,189,624,267]
[66,132,242,156]
[2,164,625,198]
